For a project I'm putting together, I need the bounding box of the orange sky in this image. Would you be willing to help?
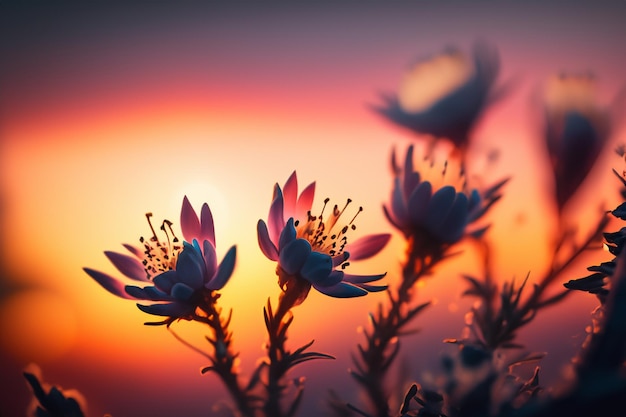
[1,3,626,417]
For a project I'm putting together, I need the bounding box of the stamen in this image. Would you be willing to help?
[297,197,363,259]
[349,206,363,225]
[145,213,159,243]
[139,213,183,279]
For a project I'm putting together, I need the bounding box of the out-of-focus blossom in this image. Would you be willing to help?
[84,196,236,321]
[566,157,626,303]
[257,171,390,303]
[384,145,507,250]
[24,367,86,417]
[543,73,611,210]
[374,42,503,151]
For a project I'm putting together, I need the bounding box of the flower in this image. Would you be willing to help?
[384,145,507,250]
[257,171,390,302]
[374,42,503,151]
[24,367,86,417]
[543,73,611,211]
[84,196,236,321]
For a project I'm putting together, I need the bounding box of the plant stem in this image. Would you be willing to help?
[264,278,308,417]
[195,293,256,417]
[354,238,443,417]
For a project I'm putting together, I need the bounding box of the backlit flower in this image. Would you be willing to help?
[24,367,86,417]
[543,73,611,210]
[84,196,236,321]
[375,42,502,151]
[257,171,390,303]
[384,145,507,250]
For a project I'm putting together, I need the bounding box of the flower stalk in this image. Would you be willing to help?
[350,237,442,417]
[194,292,256,417]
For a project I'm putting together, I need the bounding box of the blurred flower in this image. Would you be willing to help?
[543,73,611,210]
[565,158,626,303]
[24,366,86,417]
[384,145,507,251]
[84,196,236,321]
[374,42,503,152]
[257,171,390,304]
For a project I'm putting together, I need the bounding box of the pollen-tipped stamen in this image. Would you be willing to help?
[140,213,182,279]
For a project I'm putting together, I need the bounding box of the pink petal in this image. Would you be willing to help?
[295,182,315,221]
[346,234,391,261]
[180,196,200,242]
[200,203,216,246]
[104,251,148,281]
[203,240,218,279]
[283,171,298,220]
[123,244,143,258]
[83,268,136,299]
[268,185,285,245]
[257,220,279,261]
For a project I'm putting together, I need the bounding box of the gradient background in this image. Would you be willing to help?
[1,2,626,416]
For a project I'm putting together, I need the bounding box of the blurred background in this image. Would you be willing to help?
[1,2,625,416]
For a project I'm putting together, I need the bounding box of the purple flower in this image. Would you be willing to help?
[257,171,390,302]
[374,42,503,151]
[84,196,236,321]
[384,145,507,247]
[543,73,611,211]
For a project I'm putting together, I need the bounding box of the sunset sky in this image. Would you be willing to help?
[1,2,626,417]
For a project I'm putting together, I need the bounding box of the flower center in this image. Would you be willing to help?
[294,198,362,257]
[139,213,182,279]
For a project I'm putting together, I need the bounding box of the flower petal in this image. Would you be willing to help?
[181,196,201,242]
[383,204,406,231]
[283,171,298,220]
[257,220,279,261]
[343,272,387,284]
[408,181,433,226]
[83,268,136,299]
[313,281,368,298]
[153,270,178,292]
[356,283,388,292]
[176,243,205,289]
[200,203,216,246]
[171,282,195,301]
[104,251,147,281]
[125,285,172,301]
[295,181,316,221]
[391,177,409,224]
[203,240,218,279]
[312,270,344,288]
[346,234,391,261]
[137,302,193,318]
[279,239,311,276]
[278,218,297,251]
[425,186,456,229]
[207,245,236,290]
[300,251,333,284]
[403,146,421,199]
[123,243,143,258]
[436,192,469,243]
[268,185,285,245]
